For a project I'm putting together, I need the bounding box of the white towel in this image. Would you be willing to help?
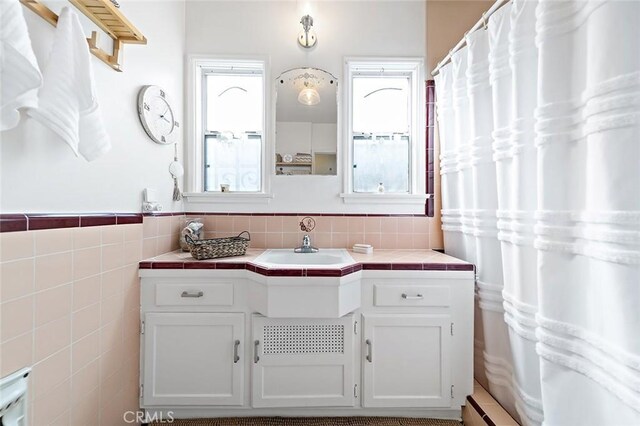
[0,0,42,131]
[27,7,110,161]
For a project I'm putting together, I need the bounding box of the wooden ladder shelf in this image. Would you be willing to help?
[20,0,147,72]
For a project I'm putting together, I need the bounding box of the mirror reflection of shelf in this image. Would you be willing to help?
[276,161,312,176]
[276,162,312,166]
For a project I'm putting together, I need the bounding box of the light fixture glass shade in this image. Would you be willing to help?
[298,87,321,105]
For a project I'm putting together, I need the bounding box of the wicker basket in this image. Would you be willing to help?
[185,231,250,260]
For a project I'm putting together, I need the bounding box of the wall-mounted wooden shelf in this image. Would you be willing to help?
[20,0,147,72]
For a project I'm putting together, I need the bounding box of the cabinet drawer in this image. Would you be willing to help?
[373,284,450,307]
[155,283,234,307]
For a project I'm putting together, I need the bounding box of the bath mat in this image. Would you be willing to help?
[150,417,461,426]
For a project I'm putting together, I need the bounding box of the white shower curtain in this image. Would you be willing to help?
[435,1,640,425]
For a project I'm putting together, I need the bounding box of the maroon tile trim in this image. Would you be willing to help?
[425,79,436,218]
[391,263,425,270]
[0,212,144,232]
[153,262,185,269]
[423,263,448,271]
[305,269,344,277]
[80,214,117,227]
[265,269,305,277]
[117,214,144,224]
[184,212,429,218]
[351,264,363,273]
[183,262,217,269]
[446,264,475,271]
[26,214,80,230]
[214,262,246,270]
[139,260,474,275]
[1,209,434,234]
[0,214,28,232]
[362,263,391,270]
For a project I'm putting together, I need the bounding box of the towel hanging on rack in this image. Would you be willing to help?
[0,0,42,131]
[26,6,111,161]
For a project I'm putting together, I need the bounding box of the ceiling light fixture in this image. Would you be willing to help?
[298,14,317,48]
[298,81,320,106]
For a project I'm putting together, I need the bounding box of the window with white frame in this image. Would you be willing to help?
[343,59,425,201]
[191,59,266,193]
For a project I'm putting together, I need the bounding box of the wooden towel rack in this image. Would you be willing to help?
[20,0,147,72]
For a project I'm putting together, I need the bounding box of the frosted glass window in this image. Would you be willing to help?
[203,71,263,192]
[353,135,410,193]
[204,134,261,192]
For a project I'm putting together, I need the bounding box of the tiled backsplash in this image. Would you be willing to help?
[2,212,444,251]
[141,214,185,257]
[187,214,443,250]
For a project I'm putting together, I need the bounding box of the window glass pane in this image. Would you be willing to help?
[204,134,261,192]
[352,76,409,133]
[206,74,263,133]
[353,135,409,193]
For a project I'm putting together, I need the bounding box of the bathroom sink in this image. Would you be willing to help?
[249,249,360,318]
[253,249,354,268]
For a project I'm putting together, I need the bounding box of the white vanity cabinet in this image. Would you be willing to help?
[251,315,356,408]
[362,314,451,408]
[141,312,244,406]
[139,266,474,420]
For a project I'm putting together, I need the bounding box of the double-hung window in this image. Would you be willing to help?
[188,58,266,194]
[343,59,426,203]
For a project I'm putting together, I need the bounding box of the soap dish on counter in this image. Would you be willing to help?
[352,244,373,254]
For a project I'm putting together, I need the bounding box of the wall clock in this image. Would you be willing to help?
[137,85,180,144]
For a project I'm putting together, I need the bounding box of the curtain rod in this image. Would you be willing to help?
[431,0,510,76]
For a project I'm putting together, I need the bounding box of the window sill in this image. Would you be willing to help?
[183,192,274,204]
[340,193,430,205]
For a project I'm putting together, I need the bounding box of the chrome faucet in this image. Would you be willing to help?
[294,234,319,253]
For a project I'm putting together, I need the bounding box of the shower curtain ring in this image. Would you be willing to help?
[481,12,488,30]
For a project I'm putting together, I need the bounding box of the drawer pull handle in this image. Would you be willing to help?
[233,339,240,363]
[401,293,423,300]
[254,340,260,363]
[365,339,372,363]
[181,291,204,298]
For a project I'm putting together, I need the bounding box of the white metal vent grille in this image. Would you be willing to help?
[263,324,344,354]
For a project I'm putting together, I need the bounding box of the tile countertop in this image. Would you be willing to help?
[139,249,474,277]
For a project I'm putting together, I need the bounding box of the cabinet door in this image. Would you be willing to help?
[251,315,355,408]
[142,312,244,406]
[362,314,451,408]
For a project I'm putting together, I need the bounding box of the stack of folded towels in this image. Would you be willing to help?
[294,152,312,163]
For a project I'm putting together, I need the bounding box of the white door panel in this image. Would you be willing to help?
[362,314,451,408]
[142,312,244,406]
[251,315,356,408]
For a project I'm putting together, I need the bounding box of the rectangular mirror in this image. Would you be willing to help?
[275,68,337,176]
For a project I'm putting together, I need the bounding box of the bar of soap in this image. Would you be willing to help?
[353,244,373,249]
[352,245,373,254]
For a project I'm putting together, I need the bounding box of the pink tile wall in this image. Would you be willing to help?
[141,215,185,257]
[0,224,145,426]
[191,215,442,250]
